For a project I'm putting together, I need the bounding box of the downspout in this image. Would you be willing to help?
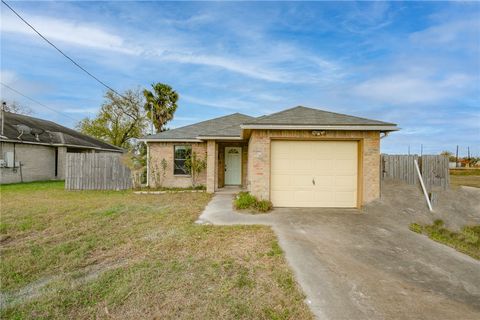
[414,159,433,212]
[380,132,389,139]
[146,141,150,187]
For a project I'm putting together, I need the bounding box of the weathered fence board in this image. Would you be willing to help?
[65,153,131,190]
[381,154,449,191]
[381,154,418,185]
[420,155,450,191]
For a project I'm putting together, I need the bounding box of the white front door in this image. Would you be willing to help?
[225,147,242,185]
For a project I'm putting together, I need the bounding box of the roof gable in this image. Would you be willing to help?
[243,106,396,126]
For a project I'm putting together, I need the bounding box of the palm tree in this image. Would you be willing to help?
[143,83,179,133]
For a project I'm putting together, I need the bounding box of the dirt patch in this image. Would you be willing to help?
[374,180,480,231]
[0,259,130,310]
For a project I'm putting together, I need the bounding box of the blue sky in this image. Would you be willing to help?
[1,1,479,156]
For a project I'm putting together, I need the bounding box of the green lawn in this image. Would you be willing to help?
[450,169,480,188]
[0,181,312,319]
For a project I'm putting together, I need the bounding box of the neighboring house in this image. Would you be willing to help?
[142,106,398,208]
[0,111,123,184]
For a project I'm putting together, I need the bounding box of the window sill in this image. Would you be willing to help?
[174,174,192,177]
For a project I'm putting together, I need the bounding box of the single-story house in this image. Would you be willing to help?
[142,106,398,208]
[0,111,123,184]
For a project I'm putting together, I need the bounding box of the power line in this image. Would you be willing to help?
[0,82,78,121]
[1,0,125,99]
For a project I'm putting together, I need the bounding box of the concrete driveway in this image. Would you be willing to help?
[198,193,480,320]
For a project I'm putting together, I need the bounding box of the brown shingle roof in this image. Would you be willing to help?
[144,113,255,140]
[243,106,397,126]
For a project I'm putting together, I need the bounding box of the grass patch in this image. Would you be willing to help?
[450,168,480,176]
[234,192,273,213]
[409,220,480,260]
[0,181,311,319]
[450,169,480,188]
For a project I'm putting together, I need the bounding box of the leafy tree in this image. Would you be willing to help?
[440,151,456,162]
[2,101,33,115]
[185,152,207,187]
[143,83,178,132]
[77,89,146,150]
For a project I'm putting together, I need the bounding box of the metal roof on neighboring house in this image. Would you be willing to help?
[0,111,123,152]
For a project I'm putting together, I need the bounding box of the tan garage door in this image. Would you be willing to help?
[271,140,358,207]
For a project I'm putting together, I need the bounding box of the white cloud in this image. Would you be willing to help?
[1,8,345,84]
[181,95,257,111]
[0,13,139,54]
[352,72,475,105]
[409,18,480,48]
[63,107,98,114]
[158,51,288,83]
[340,1,394,34]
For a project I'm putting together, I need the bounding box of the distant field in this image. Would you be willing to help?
[450,169,480,188]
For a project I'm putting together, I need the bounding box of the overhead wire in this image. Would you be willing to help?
[1,82,79,121]
[1,0,127,100]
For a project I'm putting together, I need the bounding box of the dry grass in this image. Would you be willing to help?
[0,181,312,319]
[450,169,480,188]
[410,220,480,260]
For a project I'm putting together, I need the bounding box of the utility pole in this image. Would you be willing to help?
[408,145,410,155]
[420,144,423,156]
[455,145,459,168]
[468,146,470,159]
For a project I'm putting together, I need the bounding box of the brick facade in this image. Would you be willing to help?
[148,129,381,206]
[247,130,381,205]
[148,142,207,188]
[0,143,68,184]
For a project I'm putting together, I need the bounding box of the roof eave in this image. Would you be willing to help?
[0,138,124,152]
[196,136,243,140]
[240,124,399,131]
[139,138,203,142]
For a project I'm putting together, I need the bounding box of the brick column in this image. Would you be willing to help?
[206,140,217,193]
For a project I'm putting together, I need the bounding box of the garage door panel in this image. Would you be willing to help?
[271,140,358,208]
[313,160,335,173]
[314,191,334,203]
[334,191,357,205]
[335,176,357,189]
[294,191,315,202]
[291,174,315,187]
[273,159,290,171]
[335,159,357,174]
[271,174,291,187]
[313,176,335,186]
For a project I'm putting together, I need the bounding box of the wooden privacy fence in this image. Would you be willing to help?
[65,153,132,190]
[381,154,449,190]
